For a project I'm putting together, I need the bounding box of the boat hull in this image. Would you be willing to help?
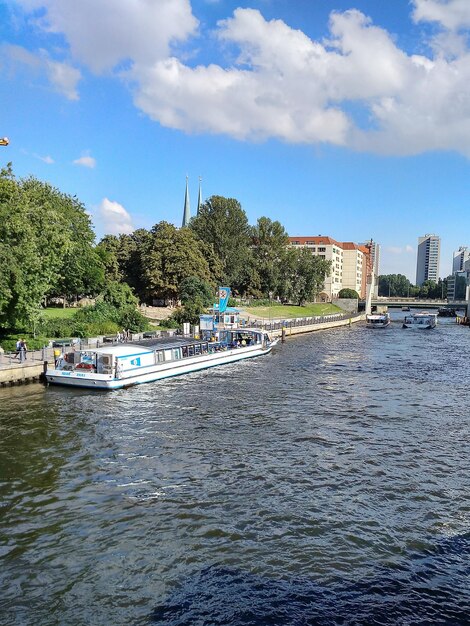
[46,343,273,390]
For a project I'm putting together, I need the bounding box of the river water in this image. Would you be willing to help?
[1,314,469,625]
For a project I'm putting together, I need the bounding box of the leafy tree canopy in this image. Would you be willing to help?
[190,195,253,294]
[338,288,359,299]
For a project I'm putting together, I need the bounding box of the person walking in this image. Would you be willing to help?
[19,339,27,362]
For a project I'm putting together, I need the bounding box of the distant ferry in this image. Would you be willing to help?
[366,312,391,329]
[46,328,277,390]
[402,312,437,329]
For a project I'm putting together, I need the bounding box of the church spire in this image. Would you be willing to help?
[197,176,202,216]
[182,176,190,227]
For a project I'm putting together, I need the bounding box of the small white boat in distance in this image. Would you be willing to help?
[46,328,277,390]
[402,312,437,329]
[366,312,391,328]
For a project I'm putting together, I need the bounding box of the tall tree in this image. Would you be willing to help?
[0,167,101,328]
[141,222,212,304]
[190,196,253,294]
[279,248,331,306]
[251,217,289,297]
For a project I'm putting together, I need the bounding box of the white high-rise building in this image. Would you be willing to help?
[416,234,440,286]
[452,246,470,273]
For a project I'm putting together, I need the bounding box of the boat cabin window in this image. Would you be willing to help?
[156,351,164,363]
[172,348,181,360]
[164,349,173,361]
[194,345,201,355]
[187,345,195,357]
[182,346,188,358]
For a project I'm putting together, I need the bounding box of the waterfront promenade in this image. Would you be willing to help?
[0,312,364,386]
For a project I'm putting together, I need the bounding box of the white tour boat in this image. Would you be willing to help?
[45,328,277,390]
[366,312,391,329]
[402,312,437,329]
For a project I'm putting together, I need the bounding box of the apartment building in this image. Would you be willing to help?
[416,234,440,285]
[289,236,371,300]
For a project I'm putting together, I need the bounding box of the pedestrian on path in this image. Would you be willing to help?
[19,339,27,362]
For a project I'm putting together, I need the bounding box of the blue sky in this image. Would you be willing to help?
[2,0,470,281]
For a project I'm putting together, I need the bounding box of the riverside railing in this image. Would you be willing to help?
[249,311,361,331]
[0,314,361,368]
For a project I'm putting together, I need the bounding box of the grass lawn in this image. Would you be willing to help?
[242,303,343,319]
[42,307,77,319]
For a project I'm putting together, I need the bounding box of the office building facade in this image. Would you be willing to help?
[416,234,440,286]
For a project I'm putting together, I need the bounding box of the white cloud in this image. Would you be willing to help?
[412,0,470,30]
[1,43,80,100]
[97,198,134,235]
[45,57,80,100]
[34,154,54,164]
[405,245,415,253]
[15,0,198,72]
[10,1,470,156]
[73,155,96,168]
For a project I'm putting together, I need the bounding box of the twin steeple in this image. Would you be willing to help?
[181,176,202,227]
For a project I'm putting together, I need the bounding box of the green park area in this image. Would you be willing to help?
[42,307,77,319]
[243,303,342,319]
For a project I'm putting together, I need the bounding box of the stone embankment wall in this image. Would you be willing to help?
[0,362,45,386]
[270,313,365,338]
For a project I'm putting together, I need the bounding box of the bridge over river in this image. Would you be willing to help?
[363,298,468,310]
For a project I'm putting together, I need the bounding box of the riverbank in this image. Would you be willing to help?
[0,314,364,387]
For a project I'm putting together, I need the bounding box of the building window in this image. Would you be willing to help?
[318,247,326,252]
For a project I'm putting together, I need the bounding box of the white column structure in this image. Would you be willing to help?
[365,274,374,315]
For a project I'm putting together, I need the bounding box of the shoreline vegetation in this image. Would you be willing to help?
[0,166,335,349]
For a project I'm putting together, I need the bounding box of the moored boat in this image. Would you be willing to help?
[402,312,437,329]
[366,312,391,328]
[46,328,277,390]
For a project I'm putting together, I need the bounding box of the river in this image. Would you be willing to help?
[1,313,469,625]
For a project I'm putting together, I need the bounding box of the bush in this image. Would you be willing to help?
[118,306,149,332]
[0,334,50,351]
[338,289,359,299]
[100,281,139,310]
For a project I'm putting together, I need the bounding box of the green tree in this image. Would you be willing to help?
[96,235,122,282]
[279,248,331,306]
[179,276,214,306]
[101,281,139,310]
[0,167,100,329]
[338,288,359,299]
[141,222,211,304]
[378,274,413,297]
[190,196,253,294]
[251,216,290,297]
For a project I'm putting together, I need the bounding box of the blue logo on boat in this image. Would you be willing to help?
[130,357,141,366]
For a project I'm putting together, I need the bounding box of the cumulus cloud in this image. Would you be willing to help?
[96,198,134,235]
[412,0,470,30]
[1,43,80,100]
[73,155,96,168]
[10,0,470,156]
[14,0,198,72]
[45,58,80,99]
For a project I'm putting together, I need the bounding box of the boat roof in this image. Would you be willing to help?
[76,330,264,355]
[77,337,205,355]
